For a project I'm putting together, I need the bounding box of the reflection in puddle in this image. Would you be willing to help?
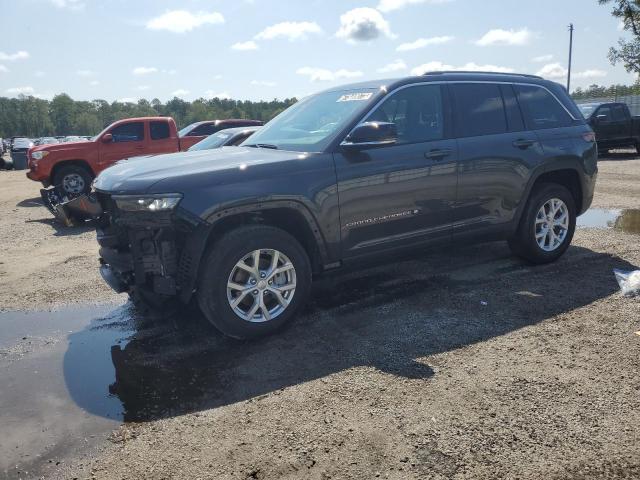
[577,208,640,234]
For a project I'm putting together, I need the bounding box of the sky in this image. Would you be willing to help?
[1,0,636,103]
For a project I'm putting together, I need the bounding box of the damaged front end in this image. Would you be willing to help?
[94,192,203,302]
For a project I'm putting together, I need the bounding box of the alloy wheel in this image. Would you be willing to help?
[226,249,297,322]
[535,198,569,252]
[62,173,85,194]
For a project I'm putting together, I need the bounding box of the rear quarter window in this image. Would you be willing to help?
[150,121,170,140]
[515,85,574,130]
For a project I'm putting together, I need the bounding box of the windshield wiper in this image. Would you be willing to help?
[244,143,279,150]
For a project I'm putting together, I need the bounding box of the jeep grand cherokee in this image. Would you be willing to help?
[91,72,597,339]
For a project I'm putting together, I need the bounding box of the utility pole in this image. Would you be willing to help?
[567,23,574,92]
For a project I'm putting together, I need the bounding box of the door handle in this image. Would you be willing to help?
[512,139,537,149]
[135,145,145,150]
[424,148,453,160]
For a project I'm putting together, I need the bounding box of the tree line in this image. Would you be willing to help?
[571,81,640,100]
[0,94,297,138]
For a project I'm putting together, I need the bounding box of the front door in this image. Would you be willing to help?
[98,121,146,170]
[333,83,458,258]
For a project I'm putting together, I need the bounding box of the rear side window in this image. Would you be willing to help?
[110,122,144,142]
[612,105,627,122]
[368,84,445,144]
[515,85,573,130]
[150,121,170,140]
[450,83,507,137]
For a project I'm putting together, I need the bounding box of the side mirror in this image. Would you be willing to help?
[341,121,398,149]
[102,133,113,143]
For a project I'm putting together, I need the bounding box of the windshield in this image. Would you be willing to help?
[577,103,602,118]
[188,131,233,151]
[178,122,199,137]
[242,88,379,152]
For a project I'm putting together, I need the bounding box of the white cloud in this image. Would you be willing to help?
[377,0,452,12]
[574,69,607,79]
[377,59,407,73]
[172,89,190,97]
[250,80,277,87]
[231,40,259,51]
[532,54,554,63]
[132,66,158,75]
[396,35,454,51]
[535,63,607,81]
[205,90,231,99]
[0,65,8,73]
[163,69,177,75]
[255,21,322,41]
[76,69,95,77]
[0,50,30,61]
[213,74,223,80]
[296,67,363,82]
[6,86,35,95]
[146,10,224,34]
[49,0,84,10]
[89,80,100,86]
[411,61,514,75]
[535,63,567,79]
[136,85,150,91]
[475,28,532,46]
[336,8,395,42]
[117,98,137,103]
[35,71,44,77]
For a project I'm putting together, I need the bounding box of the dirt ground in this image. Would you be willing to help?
[0,155,639,479]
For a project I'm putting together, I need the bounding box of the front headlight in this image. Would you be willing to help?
[113,194,182,212]
[31,151,49,160]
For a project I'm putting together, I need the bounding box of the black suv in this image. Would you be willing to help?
[93,72,597,339]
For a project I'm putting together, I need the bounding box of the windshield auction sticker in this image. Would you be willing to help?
[337,92,373,102]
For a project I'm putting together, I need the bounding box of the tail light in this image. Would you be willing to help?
[582,131,596,143]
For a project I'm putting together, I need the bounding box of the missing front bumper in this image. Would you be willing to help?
[40,187,104,227]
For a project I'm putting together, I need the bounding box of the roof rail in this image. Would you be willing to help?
[422,71,543,80]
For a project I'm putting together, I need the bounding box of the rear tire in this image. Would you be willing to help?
[197,225,311,339]
[53,165,93,195]
[508,183,576,264]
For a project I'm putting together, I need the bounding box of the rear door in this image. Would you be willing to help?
[98,121,146,170]
[147,120,180,156]
[334,83,458,256]
[451,82,545,240]
[611,104,633,144]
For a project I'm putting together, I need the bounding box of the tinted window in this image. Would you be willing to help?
[368,84,444,144]
[110,122,144,142]
[230,131,254,146]
[451,83,507,137]
[190,123,217,136]
[612,105,627,122]
[515,85,573,130]
[150,121,170,140]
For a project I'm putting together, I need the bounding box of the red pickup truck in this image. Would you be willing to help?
[27,116,263,194]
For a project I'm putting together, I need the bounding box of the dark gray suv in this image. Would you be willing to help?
[90,72,597,339]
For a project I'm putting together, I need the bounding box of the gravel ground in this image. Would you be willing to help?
[0,156,639,479]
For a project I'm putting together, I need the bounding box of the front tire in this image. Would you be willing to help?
[53,165,93,195]
[508,183,576,264]
[197,225,312,339]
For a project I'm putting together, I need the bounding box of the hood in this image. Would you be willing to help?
[31,140,93,153]
[93,146,306,194]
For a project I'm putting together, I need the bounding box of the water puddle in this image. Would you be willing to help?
[577,208,640,234]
